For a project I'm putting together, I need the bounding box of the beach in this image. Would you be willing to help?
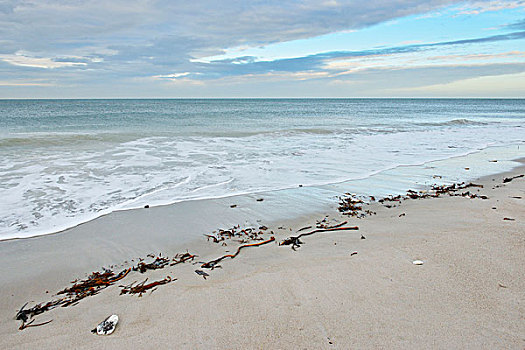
[1,160,523,349]
[2,0,525,347]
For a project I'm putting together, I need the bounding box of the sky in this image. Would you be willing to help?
[0,0,524,98]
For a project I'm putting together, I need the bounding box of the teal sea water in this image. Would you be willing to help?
[0,99,523,240]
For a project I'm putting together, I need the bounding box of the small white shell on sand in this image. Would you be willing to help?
[412,260,424,265]
[96,315,118,335]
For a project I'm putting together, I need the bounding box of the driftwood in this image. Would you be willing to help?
[201,237,275,269]
[281,226,359,250]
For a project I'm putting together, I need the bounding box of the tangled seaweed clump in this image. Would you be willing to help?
[133,256,170,273]
[374,182,488,209]
[204,225,271,245]
[120,276,174,297]
[14,251,196,330]
[338,194,376,218]
[15,268,131,330]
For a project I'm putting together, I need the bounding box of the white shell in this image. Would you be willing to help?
[412,260,424,265]
[96,314,119,335]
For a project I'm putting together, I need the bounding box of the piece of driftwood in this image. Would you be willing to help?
[201,237,275,269]
[281,226,359,250]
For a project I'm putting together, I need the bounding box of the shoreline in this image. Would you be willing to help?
[1,158,524,348]
[2,142,523,242]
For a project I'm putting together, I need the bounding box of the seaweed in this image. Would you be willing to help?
[201,237,275,269]
[120,276,174,297]
[281,225,359,250]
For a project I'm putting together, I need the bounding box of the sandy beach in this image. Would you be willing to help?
[2,0,525,348]
[1,163,524,349]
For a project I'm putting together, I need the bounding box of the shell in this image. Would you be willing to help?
[96,314,119,335]
[412,260,424,265]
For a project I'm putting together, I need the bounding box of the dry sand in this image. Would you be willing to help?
[1,166,524,349]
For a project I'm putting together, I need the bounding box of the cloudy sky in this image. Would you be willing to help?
[0,0,524,98]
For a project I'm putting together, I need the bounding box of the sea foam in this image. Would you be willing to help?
[0,99,523,240]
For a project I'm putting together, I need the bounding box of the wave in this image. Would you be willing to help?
[415,119,489,127]
[0,132,145,148]
[187,128,337,138]
[0,128,339,148]
[0,120,501,148]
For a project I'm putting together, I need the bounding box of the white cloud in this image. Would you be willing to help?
[152,72,191,79]
[0,52,87,68]
[0,80,53,86]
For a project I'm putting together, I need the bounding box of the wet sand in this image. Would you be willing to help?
[1,164,524,349]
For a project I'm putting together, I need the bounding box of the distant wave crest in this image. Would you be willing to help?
[416,119,489,127]
[0,132,143,148]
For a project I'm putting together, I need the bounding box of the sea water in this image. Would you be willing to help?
[0,99,523,240]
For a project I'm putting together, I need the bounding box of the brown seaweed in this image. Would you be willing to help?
[503,174,524,183]
[133,257,170,273]
[170,252,196,266]
[204,225,269,244]
[120,276,174,297]
[201,237,275,269]
[338,194,376,218]
[18,318,53,331]
[195,270,210,279]
[281,226,359,250]
[16,267,131,330]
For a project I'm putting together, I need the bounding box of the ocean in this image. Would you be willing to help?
[0,99,523,240]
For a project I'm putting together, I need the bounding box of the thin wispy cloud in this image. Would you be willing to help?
[189,30,525,78]
[506,18,525,29]
[456,0,525,14]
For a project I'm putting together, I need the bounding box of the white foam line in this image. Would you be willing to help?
[1,142,523,242]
